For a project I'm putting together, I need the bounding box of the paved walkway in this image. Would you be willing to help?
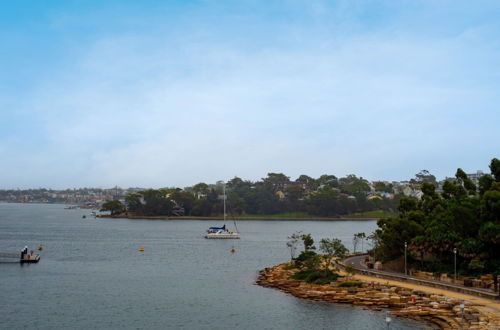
[340,255,500,324]
[344,255,498,297]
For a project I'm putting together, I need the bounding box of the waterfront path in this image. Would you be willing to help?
[258,263,500,329]
[343,255,499,300]
[341,255,500,324]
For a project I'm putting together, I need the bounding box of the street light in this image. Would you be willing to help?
[404,241,407,276]
[453,248,458,283]
[385,311,392,329]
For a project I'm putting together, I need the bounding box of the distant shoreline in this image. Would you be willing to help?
[98,214,380,221]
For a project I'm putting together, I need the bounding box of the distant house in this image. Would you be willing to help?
[467,170,485,186]
[402,186,413,196]
[275,191,286,201]
[412,190,424,199]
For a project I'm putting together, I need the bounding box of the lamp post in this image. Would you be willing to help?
[453,248,458,283]
[404,241,407,276]
[385,311,391,329]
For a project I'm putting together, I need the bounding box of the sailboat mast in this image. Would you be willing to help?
[223,183,226,222]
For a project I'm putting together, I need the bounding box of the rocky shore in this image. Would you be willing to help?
[256,264,500,329]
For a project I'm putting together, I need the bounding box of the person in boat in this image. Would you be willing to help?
[20,246,28,260]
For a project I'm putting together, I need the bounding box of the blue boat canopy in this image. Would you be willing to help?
[208,225,225,230]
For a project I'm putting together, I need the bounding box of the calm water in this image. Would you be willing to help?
[0,203,430,329]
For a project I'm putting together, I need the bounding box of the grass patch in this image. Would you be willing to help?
[291,269,339,285]
[234,210,395,219]
[344,210,396,218]
[235,212,311,219]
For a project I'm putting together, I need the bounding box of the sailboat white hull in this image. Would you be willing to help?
[204,183,240,239]
[205,232,240,239]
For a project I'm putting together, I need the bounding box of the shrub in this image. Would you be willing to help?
[294,250,319,269]
[290,269,339,284]
[283,263,297,270]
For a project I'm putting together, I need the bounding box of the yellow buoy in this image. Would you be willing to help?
[138,246,145,252]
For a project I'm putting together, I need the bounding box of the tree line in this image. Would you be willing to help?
[101,173,399,217]
[372,158,500,277]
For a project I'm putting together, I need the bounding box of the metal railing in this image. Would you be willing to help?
[340,255,500,300]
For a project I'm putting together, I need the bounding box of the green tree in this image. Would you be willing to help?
[100,200,125,215]
[319,238,349,273]
[339,174,371,195]
[227,192,246,215]
[353,232,366,253]
[375,216,423,261]
[170,190,195,215]
[397,196,418,215]
[286,232,302,260]
[125,193,143,214]
[413,169,437,185]
[481,182,500,223]
[478,174,494,195]
[306,187,341,216]
[262,173,290,190]
[490,158,500,181]
[245,182,282,214]
[316,174,339,188]
[284,185,304,202]
[456,168,477,195]
[192,182,209,195]
[191,198,213,216]
[296,175,315,187]
[294,250,319,270]
[374,158,500,275]
[301,233,316,251]
[374,182,394,193]
[140,189,175,216]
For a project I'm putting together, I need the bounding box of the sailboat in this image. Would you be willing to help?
[205,183,240,239]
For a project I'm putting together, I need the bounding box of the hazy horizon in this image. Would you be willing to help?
[0,165,493,191]
[1,1,499,189]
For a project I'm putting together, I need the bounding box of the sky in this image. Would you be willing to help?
[1,0,499,189]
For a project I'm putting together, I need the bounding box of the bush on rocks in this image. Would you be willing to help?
[291,269,339,284]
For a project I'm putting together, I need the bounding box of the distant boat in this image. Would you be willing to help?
[205,224,240,239]
[0,248,41,263]
[205,183,240,239]
[21,254,40,263]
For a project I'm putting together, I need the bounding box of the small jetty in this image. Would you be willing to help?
[0,250,41,264]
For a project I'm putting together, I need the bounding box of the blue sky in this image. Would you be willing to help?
[1,0,499,189]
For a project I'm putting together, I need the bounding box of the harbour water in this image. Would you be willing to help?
[0,203,431,329]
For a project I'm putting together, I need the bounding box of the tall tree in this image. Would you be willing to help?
[490,158,500,181]
[319,238,349,273]
[100,200,125,215]
[296,174,315,186]
[339,174,370,195]
[413,169,437,185]
[263,173,290,191]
